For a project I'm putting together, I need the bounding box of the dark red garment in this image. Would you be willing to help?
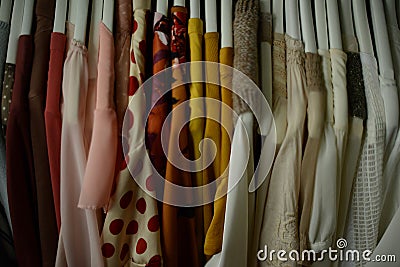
[6,35,42,267]
[28,1,58,266]
[44,32,66,232]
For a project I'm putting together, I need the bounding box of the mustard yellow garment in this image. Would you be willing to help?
[202,32,221,242]
[188,17,205,263]
[204,47,234,256]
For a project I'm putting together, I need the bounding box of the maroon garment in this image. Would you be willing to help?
[28,1,58,266]
[44,32,66,232]
[6,35,42,267]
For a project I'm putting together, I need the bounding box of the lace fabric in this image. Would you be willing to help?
[272,33,287,101]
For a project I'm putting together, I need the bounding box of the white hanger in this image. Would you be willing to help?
[190,0,200,18]
[272,0,284,33]
[260,0,271,12]
[384,0,399,28]
[352,0,373,54]
[339,0,355,37]
[326,0,342,49]
[285,0,301,40]
[134,0,152,10]
[87,0,103,78]
[102,0,114,32]
[205,0,217,33]
[221,0,232,48]
[54,0,68,34]
[5,0,23,64]
[73,0,89,42]
[68,0,76,24]
[21,0,34,35]
[0,0,12,23]
[300,0,317,53]
[174,0,185,7]
[370,0,394,79]
[315,0,329,50]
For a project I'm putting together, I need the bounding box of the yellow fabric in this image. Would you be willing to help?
[204,47,234,256]
[188,18,205,263]
[202,32,221,243]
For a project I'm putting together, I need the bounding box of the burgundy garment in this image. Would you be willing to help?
[44,32,66,232]
[28,1,58,266]
[6,35,42,267]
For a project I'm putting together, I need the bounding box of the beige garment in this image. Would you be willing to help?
[260,35,307,267]
[308,49,338,252]
[299,53,325,254]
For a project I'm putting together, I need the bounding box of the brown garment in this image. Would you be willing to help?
[28,1,58,266]
[7,35,42,267]
[162,6,200,267]
[1,63,14,136]
[299,53,325,256]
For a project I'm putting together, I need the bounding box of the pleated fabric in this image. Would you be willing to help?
[56,39,104,267]
[101,7,162,267]
[187,17,206,261]
[299,53,325,255]
[347,53,385,267]
[336,52,366,241]
[6,35,42,267]
[44,32,67,231]
[204,47,234,256]
[162,6,200,267]
[309,49,338,251]
[28,2,59,264]
[261,35,307,267]
[79,23,117,209]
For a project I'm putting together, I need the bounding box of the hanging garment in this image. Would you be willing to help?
[308,49,338,252]
[387,24,400,102]
[162,6,200,267]
[298,53,325,255]
[260,35,307,267]
[251,14,272,266]
[101,7,162,266]
[1,63,14,134]
[0,20,10,229]
[6,35,42,267]
[258,31,287,265]
[203,31,221,244]
[56,39,104,267]
[44,31,67,231]
[79,23,117,209]
[0,202,17,267]
[115,0,132,136]
[147,11,170,179]
[206,1,259,266]
[187,17,205,261]
[28,2,58,265]
[336,52,367,241]
[348,53,385,267]
[204,47,234,257]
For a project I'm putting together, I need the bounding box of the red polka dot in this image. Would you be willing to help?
[130,160,143,177]
[120,243,129,261]
[119,191,133,209]
[133,20,138,33]
[146,175,155,191]
[136,238,147,254]
[120,155,128,170]
[126,220,138,235]
[147,255,162,266]
[102,243,115,258]
[109,219,124,235]
[131,50,136,64]
[136,198,146,214]
[147,215,159,232]
[129,76,139,96]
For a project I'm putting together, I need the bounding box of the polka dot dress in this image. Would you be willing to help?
[101,8,162,267]
[1,63,15,136]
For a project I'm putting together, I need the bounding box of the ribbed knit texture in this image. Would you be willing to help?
[232,0,259,114]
